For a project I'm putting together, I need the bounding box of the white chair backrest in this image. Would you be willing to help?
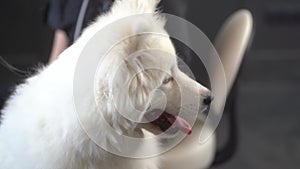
[214,9,253,93]
[152,10,254,169]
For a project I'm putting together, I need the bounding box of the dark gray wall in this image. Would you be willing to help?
[185,0,300,169]
[0,0,53,65]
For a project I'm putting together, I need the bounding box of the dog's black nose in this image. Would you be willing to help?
[203,94,213,105]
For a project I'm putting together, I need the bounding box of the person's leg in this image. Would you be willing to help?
[48,30,69,64]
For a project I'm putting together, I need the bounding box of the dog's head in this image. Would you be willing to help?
[94,0,212,136]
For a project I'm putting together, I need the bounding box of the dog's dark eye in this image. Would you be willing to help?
[163,77,174,84]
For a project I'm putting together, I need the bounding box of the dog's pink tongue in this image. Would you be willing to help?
[166,114,192,135]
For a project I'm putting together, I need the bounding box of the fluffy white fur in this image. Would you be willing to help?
[0,0,210,169]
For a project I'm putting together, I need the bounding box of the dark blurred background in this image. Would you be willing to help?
[0,0,300,169]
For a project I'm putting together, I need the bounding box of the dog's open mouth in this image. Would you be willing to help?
[145,109,192,135]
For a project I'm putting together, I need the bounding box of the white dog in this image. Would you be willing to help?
[0,0,212,168]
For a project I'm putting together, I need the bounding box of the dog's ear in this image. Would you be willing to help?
[109,54,153,123]
[124,55,146,81]
[124,54,151,104]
